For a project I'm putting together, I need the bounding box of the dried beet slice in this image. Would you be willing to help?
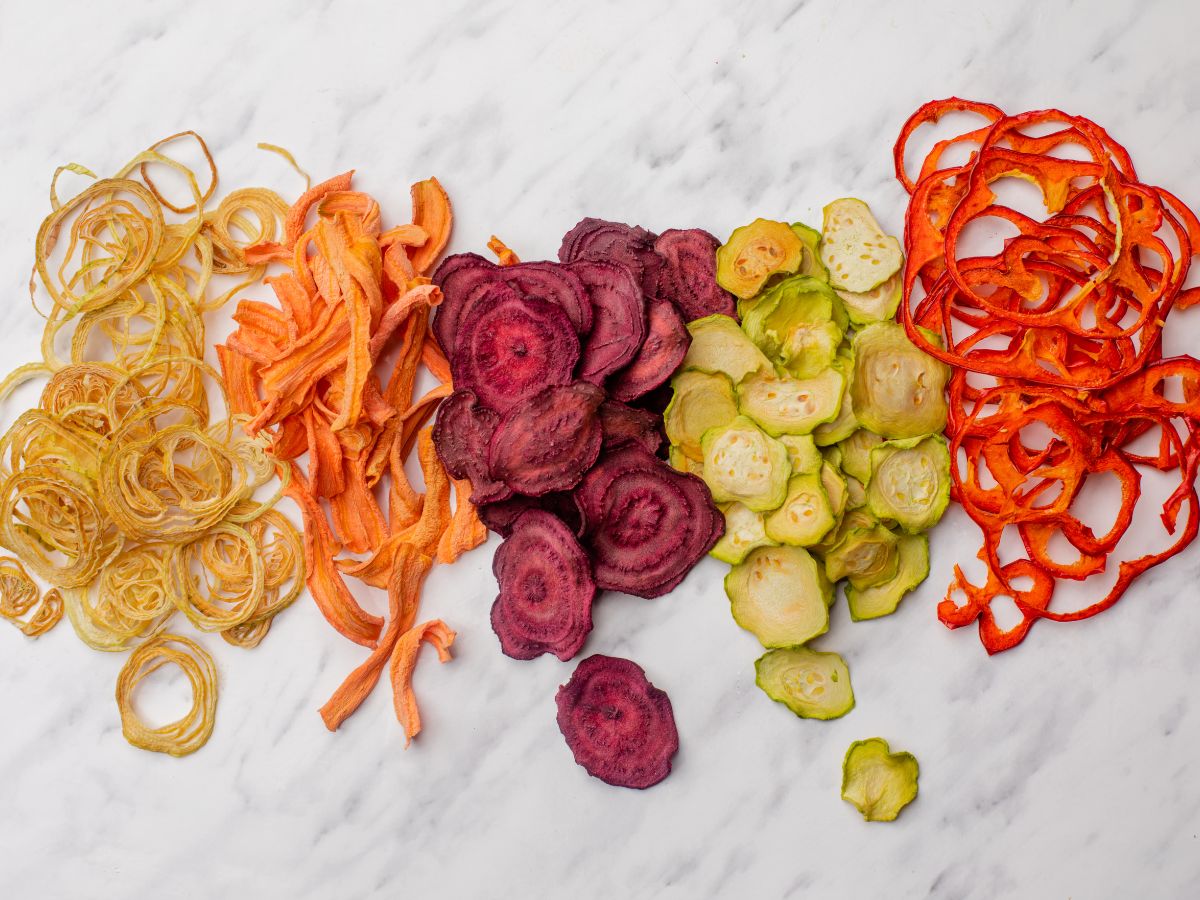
[568,260,647,384]
[559,218,663,297]
[432,389,512,504]
[555,654,679,789]
[576,444,723,597]
[500,262,593,335]
[477,491,582,537]
[452,286,580,414]
[491,510,596,661]
[653,228,737,321]
[432,252,501,352]
[488,382,606,496]
[607,299,691,403]
[599,400,663,455]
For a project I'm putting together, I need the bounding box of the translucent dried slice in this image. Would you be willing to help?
[681,314,770,385]
[790,222,829,281]
[726,545,831,647]
[764,473,835,547]
[813,353,858,446]
[452,286,580,414]
[599,400,663,454]
[607,299,690,402]
[820,198,903,293]
[838,428,885,484]
[555,654,679,790]
[835,271,902,327]
[488,382,605,496]
[664,369,739,462]
[577,445,723,598]
[569,260,647,383]
[866,435,951,533]
[491,510,595,661]
[850,322,949,440]
[779,434,823,475]
[432,389,511,504]
[755,646,854,720]
[841,737,919,822]
[559,218,663,297]
[653,228,736,321]
[740,275,845,376]
[822,510,901,590]
[700,415,790,511]
[847,533,929,621]
[737,366,845,437]
[710,501,777,565]
[716,219,804,299]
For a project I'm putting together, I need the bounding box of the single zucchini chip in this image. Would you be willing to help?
[778,433,822,475]
[664,369,739,462]
[837,428,885,484]
[741,276,846,376]
[822,510,900,589]
[790,222,829,282]
[845,474,867,510]
[812,356,858,446]
[700,415,790,511]
[819,460,848,520]
[755,646,854,720]
[737,366,844,437]
[866,435,951,533]
[851,322,949,439]
[725,545,831,647]
[764,474,835,547]
[681,314,770,385]
[710,502,777,565]
[820,198,903,293]
[716,218,804,299]
[847,533,929,621]
[835,271,902,327]
[841,737,919,822]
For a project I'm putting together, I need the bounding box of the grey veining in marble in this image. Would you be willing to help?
[2,0,1200,897]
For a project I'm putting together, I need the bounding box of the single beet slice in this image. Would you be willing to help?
[489,382,606,496]
[432,389,512,504]
[654,228,737,321]
[432,252,501,352]
[599,400,663,455]
[576,445,723,598]
[607,299,691,402]
[555,654,679,789]
[559,218,663,298]
[568,260,647,384]
[478,491,583,537]
[452,286,580,414]
[501,262,593,335]
[491,510,596,661]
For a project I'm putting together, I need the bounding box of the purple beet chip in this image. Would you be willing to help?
[568,260,646,384]
[653,228,737,321]
[491,510,596,662]
[598,400,663,455]
[431,389,512,504]
[477,491,583,538]
[607,299,691,403]
[555,654,679,789]
[558,218,663,298]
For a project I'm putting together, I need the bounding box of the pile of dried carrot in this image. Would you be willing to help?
[220,171,486,744]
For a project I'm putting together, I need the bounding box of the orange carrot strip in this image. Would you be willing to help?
[398,427,453,558]
[390,619,456,747]
[437,478,488,564]
[421,332,452,385]
[281,170,355,249]
[379,223,429,248]
[305,408,346,500]
[328,454,389,555]
[269,272,315,334]
[286,472,382,648]
[383,307,431,410]
[216,344,262,418]
[369,284,440,362]
[407,178,452,275]
[388,428,424,531]
[487,235,521,266]
[319,545,432,730]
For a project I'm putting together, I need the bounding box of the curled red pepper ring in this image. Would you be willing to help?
[896,99,1200,653]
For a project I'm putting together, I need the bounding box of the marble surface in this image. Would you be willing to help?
[2,0,1200,896]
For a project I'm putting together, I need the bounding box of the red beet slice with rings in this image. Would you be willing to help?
[559,218,663,298]
[491,510,596,661]
[477,491,583,538]
[432,389,512,504]
[607,299,691,403]
[575,444,723,598]
[488,382,606,496]
[567,260,646,384]
[653,228,737,321]
[555,654,679,789]
[599,400,663,455]
[433,255,592,353]
[451,285,580,414]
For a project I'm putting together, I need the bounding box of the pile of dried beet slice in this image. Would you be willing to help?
[895,99,1200,653]
[433,219,732,788]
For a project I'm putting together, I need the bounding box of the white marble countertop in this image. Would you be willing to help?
[2,0,1199,897]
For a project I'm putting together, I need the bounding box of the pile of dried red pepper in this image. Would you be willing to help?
[894,99,1200,653]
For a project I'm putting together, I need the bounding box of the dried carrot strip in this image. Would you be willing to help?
[407,178,452,274]
[437,479,489,564]
[487,234,521,266]
[389,619,456,747]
